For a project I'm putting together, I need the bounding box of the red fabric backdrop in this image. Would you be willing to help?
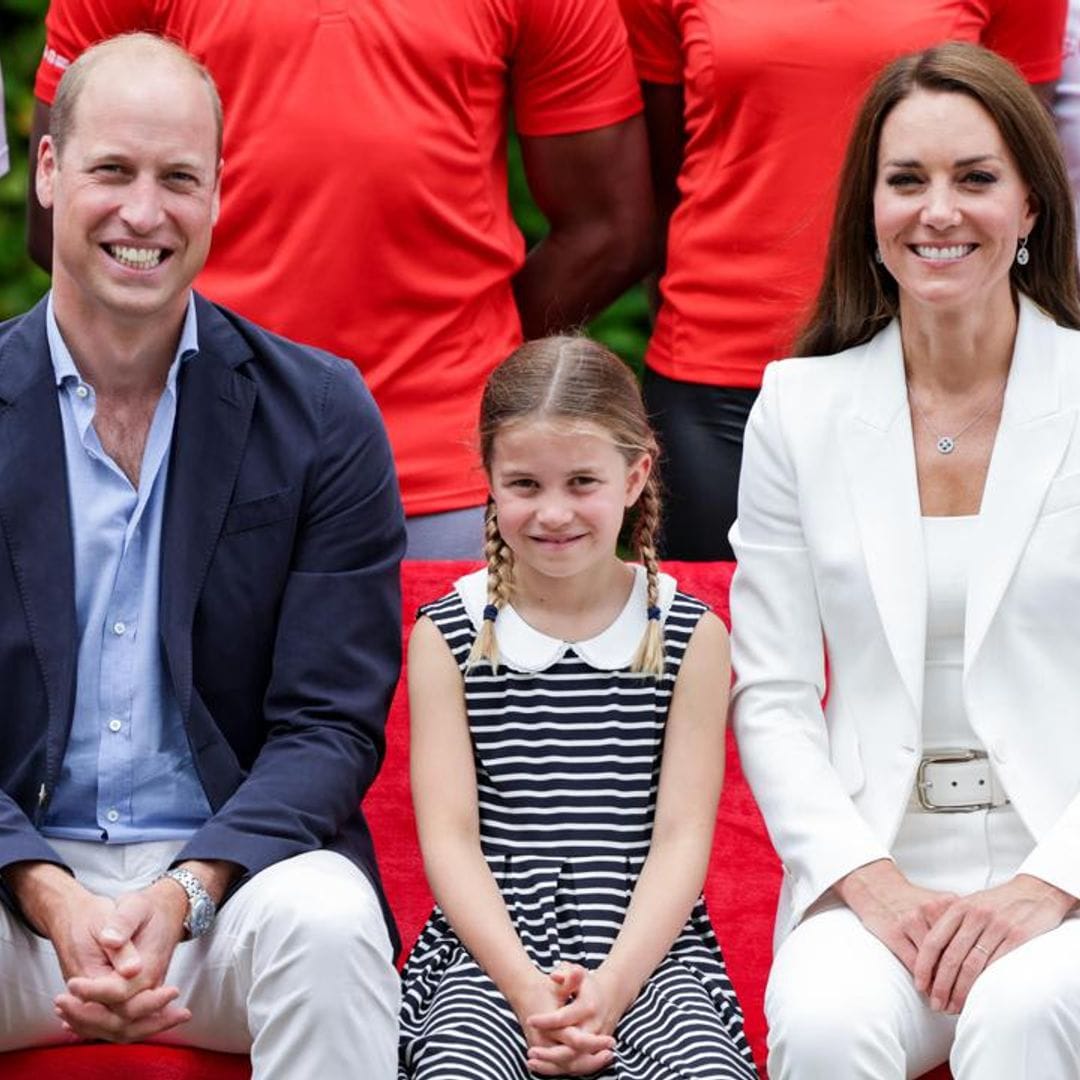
[0,562,950,1079]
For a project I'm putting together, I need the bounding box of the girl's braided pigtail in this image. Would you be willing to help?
[466,498,514,673]
[630,472,666,677]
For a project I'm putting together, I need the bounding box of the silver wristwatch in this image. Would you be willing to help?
[156,867,217,938]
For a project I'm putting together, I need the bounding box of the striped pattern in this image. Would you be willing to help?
[399,587,757,1079]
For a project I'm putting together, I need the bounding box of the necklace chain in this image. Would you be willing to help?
[906,380,1006,455]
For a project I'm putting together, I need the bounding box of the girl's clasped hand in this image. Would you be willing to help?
[519,963,619,1075]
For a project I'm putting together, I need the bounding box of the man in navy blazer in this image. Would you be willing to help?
[0,33,405,1077]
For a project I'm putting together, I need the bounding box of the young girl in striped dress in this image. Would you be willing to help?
[398,337,757,1080]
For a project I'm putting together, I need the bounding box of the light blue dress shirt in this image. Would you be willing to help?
[42,293,212,843]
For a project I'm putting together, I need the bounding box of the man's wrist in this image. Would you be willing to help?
[2,860,81,937]
[175,859,242,908]
[149,860,242,940]
[153,867,217,939]
[150,872,194,919]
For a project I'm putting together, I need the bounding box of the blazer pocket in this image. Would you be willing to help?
[222,489,295,535]
[1040,471,1080,518]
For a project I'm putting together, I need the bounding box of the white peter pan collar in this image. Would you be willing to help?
[455,564,678,673]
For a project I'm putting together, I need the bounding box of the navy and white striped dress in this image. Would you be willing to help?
[398,566,757,1080]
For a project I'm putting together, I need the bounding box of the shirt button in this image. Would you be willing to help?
[108,719,122,733]
[112,621,126,636]
[106,809,120,823]
[75,384,89,399]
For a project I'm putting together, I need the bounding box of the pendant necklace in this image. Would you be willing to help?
[907,379,1006,455]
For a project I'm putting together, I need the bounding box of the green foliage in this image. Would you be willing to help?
[0,3,649,368]
[1,0,51,321]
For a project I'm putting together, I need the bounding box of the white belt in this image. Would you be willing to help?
[912,749,1010,812]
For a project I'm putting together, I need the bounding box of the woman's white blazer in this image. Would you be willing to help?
[730,295,1080,948]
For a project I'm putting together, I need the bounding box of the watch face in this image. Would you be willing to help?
[187,895,215,937]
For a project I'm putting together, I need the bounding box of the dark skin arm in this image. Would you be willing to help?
[513,114,655,337]
[640,81,685,281]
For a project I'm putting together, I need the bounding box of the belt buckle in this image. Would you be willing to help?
[915,748,990,813]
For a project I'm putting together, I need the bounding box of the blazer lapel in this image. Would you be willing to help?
[0,300,77,738]
[160,296,256,719]
[965,297,1073,672]
[840,320,927,717]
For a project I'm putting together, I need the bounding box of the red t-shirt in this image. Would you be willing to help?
[37,0,642,515]
[619,0,1066,388]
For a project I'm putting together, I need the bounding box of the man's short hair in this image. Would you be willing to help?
[50,32,223,159]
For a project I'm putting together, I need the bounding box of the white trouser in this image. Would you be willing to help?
[766,806,1080,1079]
[0,840,400,1080]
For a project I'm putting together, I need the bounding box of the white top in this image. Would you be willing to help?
[891,517,1031,894]
[454,564,678,672]
[921,515,981,750]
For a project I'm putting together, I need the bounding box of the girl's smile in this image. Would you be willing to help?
[489,419,650,587]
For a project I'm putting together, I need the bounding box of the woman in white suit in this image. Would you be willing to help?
[730,42,1080,1080]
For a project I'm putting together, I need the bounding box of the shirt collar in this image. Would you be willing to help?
[455,564,678,673]
[46,291,200,391]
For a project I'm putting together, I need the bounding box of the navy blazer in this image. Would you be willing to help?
[0,294,406,949]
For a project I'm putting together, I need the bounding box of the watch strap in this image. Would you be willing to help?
[155,866,216,938]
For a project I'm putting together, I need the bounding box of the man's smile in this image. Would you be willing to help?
[104,243,168,270]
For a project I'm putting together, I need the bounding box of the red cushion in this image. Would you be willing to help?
[0,561,952,1079]
[0,1045,249,1078]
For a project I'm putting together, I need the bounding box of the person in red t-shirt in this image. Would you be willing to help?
[29,0,653,557]
[618,0,1066,560]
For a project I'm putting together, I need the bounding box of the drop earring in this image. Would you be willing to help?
[1016,236,1030,266]
[874,248,883,264]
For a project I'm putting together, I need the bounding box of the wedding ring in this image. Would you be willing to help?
[972,943,991,957]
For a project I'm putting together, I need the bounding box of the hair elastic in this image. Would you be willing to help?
[483,604,499,622]
[647,605,661,621]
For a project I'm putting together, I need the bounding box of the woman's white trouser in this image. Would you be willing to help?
[766,806,1080,1079]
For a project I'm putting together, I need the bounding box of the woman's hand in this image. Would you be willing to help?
[508,967,615,1076]
[914,873,1077,1013]
[835,859,956,973]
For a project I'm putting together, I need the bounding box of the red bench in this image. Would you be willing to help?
[0,561,950,1079]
